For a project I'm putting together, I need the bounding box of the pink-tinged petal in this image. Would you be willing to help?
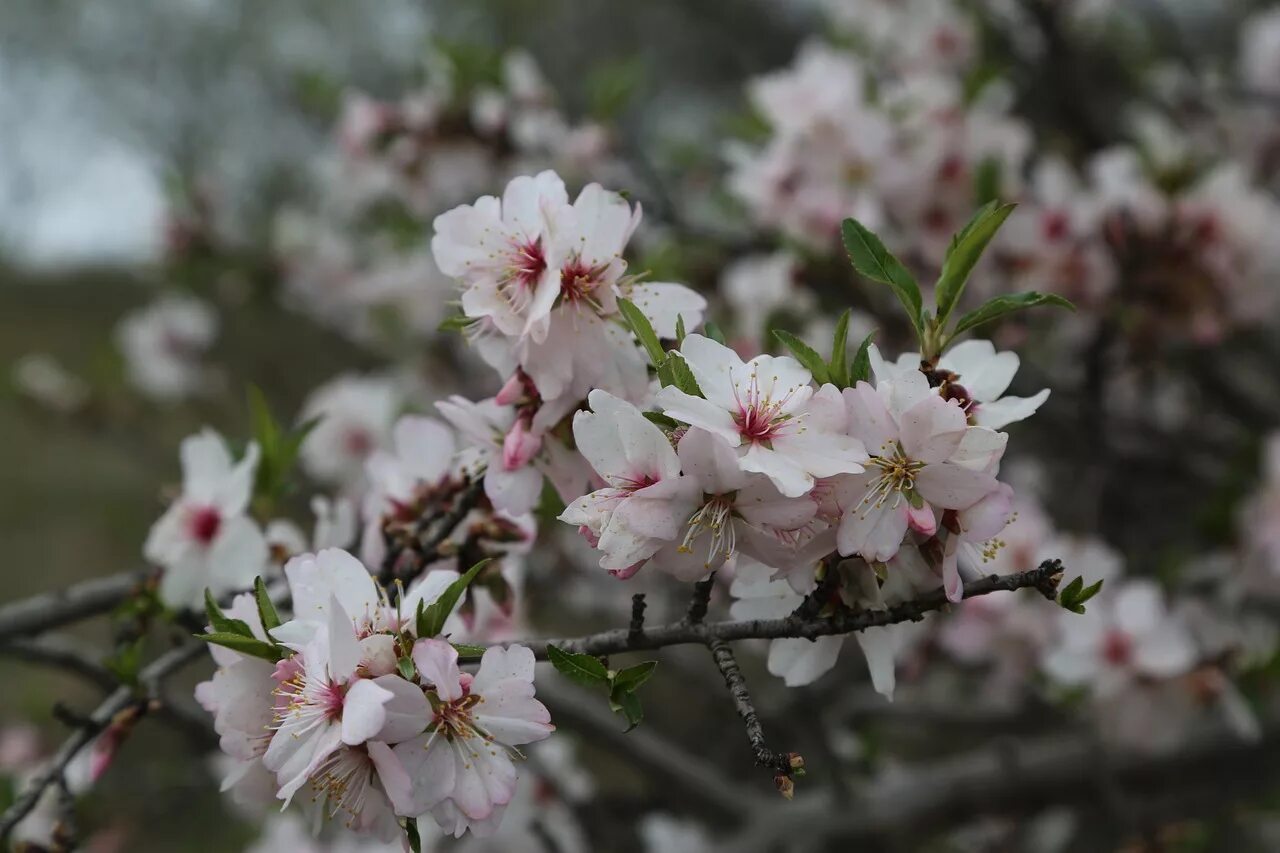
[627,282,707,337]
[944,342,1018,402]
[843,381,896,454]
[325,594,362,682]
[886,369,934,420]
[736,478,816,530]
[957,482,1014,542]
[941,537,963,603]
[359,634,398,678]
[392,732,457,813]
[449,736,518,819]
[740,443,812,498]
[837,495,909,562]
[592,389,683,482]
[676,334,748,412]
[770,430,867,479]
[483,465,543,515]
[677,428,749,494]
[597,519,666,571]
[341,678,394,745]
[907,503,937,536]
[898,396,967,463]
[284,548,381,630]
[855,626,900,699]
[207,515,269,594]
[950,427,1009,473]
[766,636,842,686]
[914,462,998,511]
[804,384,849,433]
[655,386,740,446]
[366,740,416,816]
[413,639,463,702]
[502,170,568,236]
[269,723,343,804]
[368,674,431,743]
[431,196,501,277]
[974,389,1049,430]
[392,416,456,483]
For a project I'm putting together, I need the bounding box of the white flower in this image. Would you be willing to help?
[721,252,809,347]
[656,334,868,497]
[360,415,458,566]
[436,395,589,516]
[144,428,268,609]
[114,294,218,401]
[559,390,699,573]
[835,370,1001,567]
[11,353,89,413]
[1241,8,1280,97]
[387,640,553,836]
[299,374,403,489]
[1041,579,1197,698]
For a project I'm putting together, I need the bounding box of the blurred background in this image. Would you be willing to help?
[3,0,1280,850]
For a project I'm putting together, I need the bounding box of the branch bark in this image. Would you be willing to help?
[0,571,149,643]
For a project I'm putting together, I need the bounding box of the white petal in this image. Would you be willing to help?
[340,678,393,745]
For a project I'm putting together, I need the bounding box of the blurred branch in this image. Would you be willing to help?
[0,570,148,643]
[0,635,118,691]
[711,714,1280,851]
[0,639,205,843]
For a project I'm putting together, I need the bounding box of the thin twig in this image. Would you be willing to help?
[685,573,717,624]
[509,562,1062,661]
[707,639,794,777]
[0,636,118,691]
[628,593,647,644]
[0,640,205,843]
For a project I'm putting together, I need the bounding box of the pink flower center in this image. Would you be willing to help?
[559,256,609,306]
[1042,210,1070,242]
[1102,630,1133,666]
[511,237,546,289]
[187,505,222,545]
[731,373,798,444]
[343,428,373,457]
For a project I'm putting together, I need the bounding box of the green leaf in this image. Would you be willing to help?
[703,321,727,346]
[1077,578,1105,605]
[612,660,658,693]
[849,331,877,385]
[438,313,475,333]
[841,218,923,333]
[405,817,422,853]
[613,689,644,731]
[657,353,702,396]
[828,309,851,387]
[974,156,1002,206]
[417,559,491,638]
[253,577,282,633]
[451,642,488,660]
[105,638,145,687]
[546,644,609,688]
[935,202,1017,325]
[642,411,681,430]
[674,314,686,347]
[397,656,416,681]
[950,292,1075,340]
[196,632,285,663]
[617,297,667,368]
[203,589,255,638]
[772,330,831,385]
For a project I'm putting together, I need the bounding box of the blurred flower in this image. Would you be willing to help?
[114,294,218,401]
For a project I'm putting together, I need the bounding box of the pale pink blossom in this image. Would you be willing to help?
[114,294,218,401]
[299,374,403,489]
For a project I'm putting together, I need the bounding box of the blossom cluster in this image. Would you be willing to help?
[197,548,552,840]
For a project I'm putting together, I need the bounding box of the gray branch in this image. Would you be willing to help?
[0,570,149,643]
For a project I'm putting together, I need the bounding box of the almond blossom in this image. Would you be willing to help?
[114,294,219,401]
[299,374,404,489]
[144,428,268,609]
[656,334,868,498]
[834,369,1001,568]
[386,640,553,837]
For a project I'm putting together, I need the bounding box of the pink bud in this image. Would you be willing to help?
[501,419,541,471]
[907,503,937,536]
[494,373,525,406]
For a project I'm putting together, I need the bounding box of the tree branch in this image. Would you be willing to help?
[0,635,118,691]
[508,562,1062,661]
[0,571,149,643]
[0,640,205,843]
[707,639,796,783]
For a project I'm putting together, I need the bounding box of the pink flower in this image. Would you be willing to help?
[656,334,868,498]
[143,429,268,609]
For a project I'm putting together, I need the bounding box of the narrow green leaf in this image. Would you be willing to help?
[674,314,687,347]
[974,156,1001,206]
[203,589,255,638]
[405,817,422,853]
[438,313,474,333]
[641,411,681,430]
[828,309,852,387]
[547,644,610,688]
[703,321,727,346]
[935,202,1016,325]
[418,559,491,638]
[841,218,923,333]
[772,330,831,385]
[397,656,416,681]
[950,292,1075,339]
[617,297,667,367]
[849,331,877,385]
[612,660,658,693]
[196,632,285,662]
[1077,579,1105,605]
[451,642,488,660]
[253,577,282,633]
[657,353,703,396]
[614,689,644,732]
